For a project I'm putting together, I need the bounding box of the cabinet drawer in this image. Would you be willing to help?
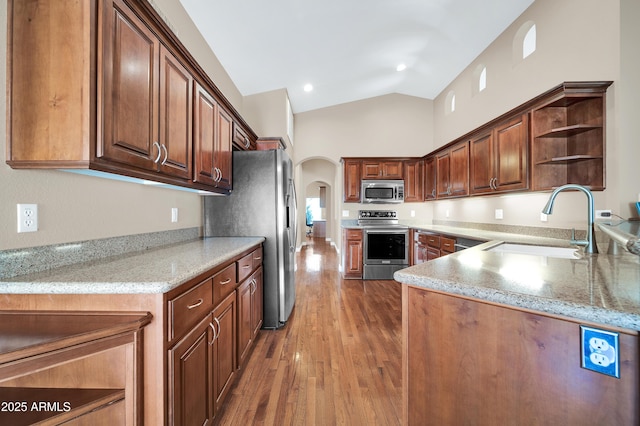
[346,229,363,240]
[441,237,456,254]
[238,252,254,283]
[425,234,441,248]
[214,263,238,304]
[252,246,263,270]
[168,278,213,341]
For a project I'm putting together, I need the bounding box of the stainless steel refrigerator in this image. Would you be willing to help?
[203,149,297,329]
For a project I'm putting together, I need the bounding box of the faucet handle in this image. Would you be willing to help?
[570,228,588,247]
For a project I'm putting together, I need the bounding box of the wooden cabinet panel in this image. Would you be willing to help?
[213,262,237,305]
[212,292,237,414]
[167,277,213,342]
[238,267,263,367]
[440,237,456,254]
[342,229,363,279]
[362,160,403,179]
[404,159,424,202]
[169,314,214,426]
[100,0,160,171]
[158,46,193,179]
[471,114,529,195]
[435,151,450,198]
[215,106,234,191]
[343,159,362,202]
[404,288,639,425]
[449,141,469,197]
[194,83,217,186]
[424,156,437,201]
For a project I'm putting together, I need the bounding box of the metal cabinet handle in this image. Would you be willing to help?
[161,144,168,165]
[220,278,232,285]
[242,264,251,269]
[187,298,203,309]
[214,317,221,338]
[208,322,217,344]
[153,141,162,164]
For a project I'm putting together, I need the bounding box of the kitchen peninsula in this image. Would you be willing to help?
[394,228,640,425]
[0,236,265,425]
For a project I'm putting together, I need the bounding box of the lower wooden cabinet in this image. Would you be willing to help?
[0,311,151,425]
[169,314,214,425]
[412,230,456,265]
[238,267,264,367]
[167,244,263,425]
[342,228,363,279]
[403,287,639,425]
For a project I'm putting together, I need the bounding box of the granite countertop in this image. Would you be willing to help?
[0,237,265,295]
[395,238,640,331]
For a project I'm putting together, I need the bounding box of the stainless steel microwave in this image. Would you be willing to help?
[361,180,404,204]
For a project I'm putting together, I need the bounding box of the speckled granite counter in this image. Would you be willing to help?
[0,237,265,294]
[395,239,640,331]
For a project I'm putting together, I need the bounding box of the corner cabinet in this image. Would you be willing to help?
[342,159,362,202]
[530,82,612,191]
[6,0,256,193]
[404,159,425,202]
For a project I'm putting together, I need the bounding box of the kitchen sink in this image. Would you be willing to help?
[485,243,580,259]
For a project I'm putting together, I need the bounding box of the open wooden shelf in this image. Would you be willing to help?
[536,154,603,164]
[536,124,601,138]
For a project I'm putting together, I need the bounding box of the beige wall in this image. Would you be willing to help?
[430,0,629,230]
[292,0,638,252]
[0,0,241,251]
[294,94,434,247]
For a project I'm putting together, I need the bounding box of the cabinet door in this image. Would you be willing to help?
[169,314,214,426]
[158,45,193,179]
[193,83,217,186]
[449,141,469,197]
[362,160,403,179]
[494,114,528,192]
[237,279,252,367]
[214,107,233,190]
[470,130,494,194]
[404,159,424,202]
[100,0,159,171]
[251,267,264,338]
[424,156,437,200]
[342,229,363,279]
[343,159,362,202]
[436,151,450,198]
[212,292,237,414]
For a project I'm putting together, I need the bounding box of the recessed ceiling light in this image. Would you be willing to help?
[396,63,407,72]
[303,83,313,92]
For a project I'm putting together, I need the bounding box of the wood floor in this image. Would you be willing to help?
[215,238,403,425]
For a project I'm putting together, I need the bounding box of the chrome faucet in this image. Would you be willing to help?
[542,184,598,254]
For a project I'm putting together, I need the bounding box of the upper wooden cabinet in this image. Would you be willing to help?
[342,159,362,202]
[362,160,404,179]
[530,81,611,191]
[436,141,469,198]
[470,113,529,195]
[404,159,425,202]
[6,0,256,193]
[101,1,193,180]
[424,156,437,201]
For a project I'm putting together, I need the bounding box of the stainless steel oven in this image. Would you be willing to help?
[358,210,409,280]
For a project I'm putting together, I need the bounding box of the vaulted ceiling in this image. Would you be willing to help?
[180,0,535,113]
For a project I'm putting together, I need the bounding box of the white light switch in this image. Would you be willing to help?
[171,208,178,223]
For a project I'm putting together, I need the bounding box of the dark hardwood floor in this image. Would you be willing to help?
[215,237,403,425]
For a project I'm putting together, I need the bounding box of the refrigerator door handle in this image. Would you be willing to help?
[288,178,298,251]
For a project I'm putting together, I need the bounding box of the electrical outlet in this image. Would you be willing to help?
[171,207,178,223]
[495,209,504,220]
[17,204,38,233]
[540,212,548,222]
[595,209,612,220]
[581,325,619,378]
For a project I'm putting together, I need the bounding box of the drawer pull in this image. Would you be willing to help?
[187,298,204,309]
[254,256,262,261]
[242,265,251,269]
[220,278,232,285]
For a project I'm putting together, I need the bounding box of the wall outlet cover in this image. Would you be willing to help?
[580,325,619,378]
